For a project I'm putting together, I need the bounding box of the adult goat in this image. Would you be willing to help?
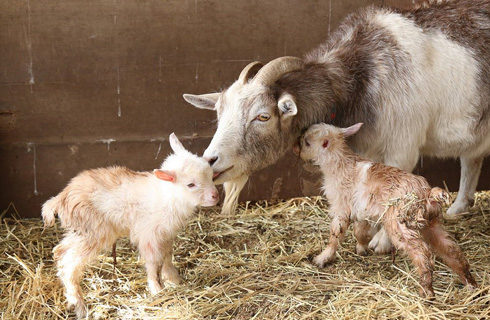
[184,0,490,253]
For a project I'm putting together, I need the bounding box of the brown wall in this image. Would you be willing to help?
[1,0,489,218]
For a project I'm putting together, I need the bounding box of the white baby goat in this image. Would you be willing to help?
[42,133,218,318]
[295,123,477,298]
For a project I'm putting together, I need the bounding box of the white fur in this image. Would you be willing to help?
[368,11,487,225]
[351,162,373,222]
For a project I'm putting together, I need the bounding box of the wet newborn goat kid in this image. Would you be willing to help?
[295,123,477,298]
[42,133,219,318]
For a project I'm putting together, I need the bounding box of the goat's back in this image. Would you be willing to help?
[352,162,439,224]
[48,166,152,234]
[306,0,490,160]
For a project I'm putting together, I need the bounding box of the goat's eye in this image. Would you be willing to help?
[256,114,270,122]
[187,183,196,188]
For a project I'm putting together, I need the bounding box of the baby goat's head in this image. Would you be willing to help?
[154,133,219,207]
[294,122,363,166]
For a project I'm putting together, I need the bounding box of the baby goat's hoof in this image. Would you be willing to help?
[356,244,369,256]
[162,269,182,286]
[164,277,182,288]
[368,231,392,254]
[313,252,335,268]
[148,281,163,295]
[67,300,88,319]
[419,288,436,300]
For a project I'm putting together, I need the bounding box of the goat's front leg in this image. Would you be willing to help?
[353,220,373,256]
[314,213,350,268]
[160,242,182,286]
[446,156,483,217]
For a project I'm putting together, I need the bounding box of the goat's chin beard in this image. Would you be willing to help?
[213,174,229,185]
[213,166,242,185]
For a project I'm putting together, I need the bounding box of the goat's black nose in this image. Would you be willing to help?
[205,156,218,166]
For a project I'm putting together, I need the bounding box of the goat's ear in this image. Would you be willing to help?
[169,133,187,154]
[342,122,363,137]
[154,169,176,182]
[292,140,301,155]
[183,93,219,111]
[277,94,297,119]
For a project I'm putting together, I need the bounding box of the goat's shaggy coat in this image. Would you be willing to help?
[42,134,218,319]
[296,123,477,298]
[184,0,490,254]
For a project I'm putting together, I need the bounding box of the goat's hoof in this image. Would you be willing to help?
[67,301,88,319]
[148,282,163,295]
[368,235,392,254]
[356,244,369,256]
[313,256,326,268]
[418,286,436,300]
[163,273,182,287]
[445,201,471,218]
[313,254,334,268]
[164,278,182,288]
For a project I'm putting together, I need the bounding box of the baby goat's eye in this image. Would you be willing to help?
[187,183,196,188]
[256,113,270,122]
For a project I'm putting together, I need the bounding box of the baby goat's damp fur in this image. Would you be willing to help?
[42,133,218,319]
[296,123,477,298]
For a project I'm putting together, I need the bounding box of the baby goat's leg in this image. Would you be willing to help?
[160,242,182,286]
[384,219,435,298]
[421,219,477,288]
[138,241,164,295]
[368,228,393,254]
[370,149,420,254]
[314,213,350,268]
[353,220,372,256]
[53,232,100,318]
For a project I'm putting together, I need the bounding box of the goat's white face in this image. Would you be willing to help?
[184,81,298,184]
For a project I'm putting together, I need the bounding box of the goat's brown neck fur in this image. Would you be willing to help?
[274,0,490,152]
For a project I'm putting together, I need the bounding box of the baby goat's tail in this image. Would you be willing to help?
[429,187,451,206]
[425,187,450,221]
[41,196,61,227]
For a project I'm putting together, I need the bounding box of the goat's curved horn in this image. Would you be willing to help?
[238,61,263,85]
[252,56,304,86]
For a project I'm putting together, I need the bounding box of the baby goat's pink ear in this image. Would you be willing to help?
[342,122,363,137]
[154,169,176,182]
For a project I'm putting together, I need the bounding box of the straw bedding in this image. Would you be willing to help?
[1,192,489,320]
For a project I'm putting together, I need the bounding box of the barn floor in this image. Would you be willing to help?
[1,193,490,320]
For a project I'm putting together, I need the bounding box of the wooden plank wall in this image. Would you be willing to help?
[1,0,489,217]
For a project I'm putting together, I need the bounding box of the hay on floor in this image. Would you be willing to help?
[1,192,489,319]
